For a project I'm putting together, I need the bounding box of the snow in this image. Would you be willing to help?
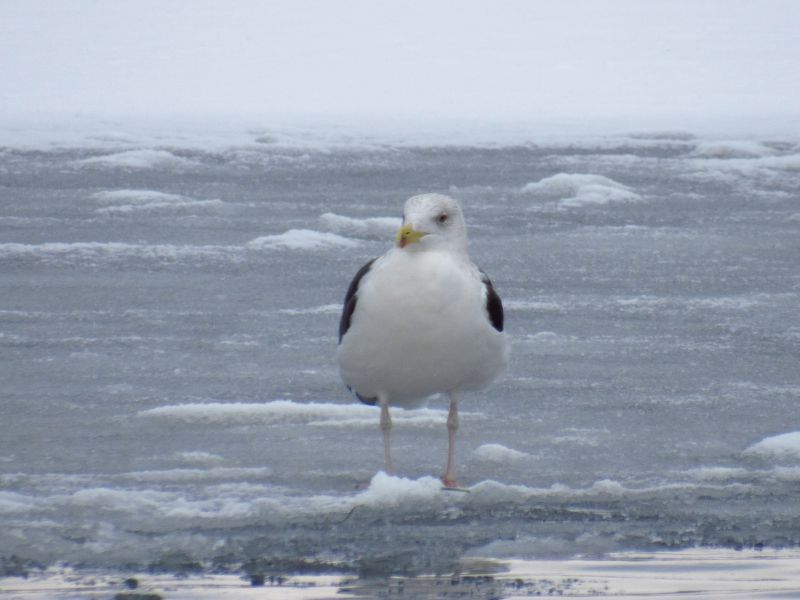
[76,149,198,170]
[690,140,778,159]
[92,189,185,204]
[138,400,474,428]
[504,300,563,313]
[521,173,641,207]
[91,189,224,214]
[744,432,800,459]
[174,451,225,466]
[0,242,241,266]
[246,230,359,251]
[278,304,342,316]
[472,443,531,463]
[318,213,401,240]
[355,472,444,508]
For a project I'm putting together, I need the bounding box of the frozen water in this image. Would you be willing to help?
[246,229,360,251]
[744,432,800,459]
[1,125,800,581]
[520,173,642,207]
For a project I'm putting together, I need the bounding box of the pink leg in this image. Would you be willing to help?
[442,393,459,487]
[379,395,394,474]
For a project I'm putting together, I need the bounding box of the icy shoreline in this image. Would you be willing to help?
[2,549,800,599]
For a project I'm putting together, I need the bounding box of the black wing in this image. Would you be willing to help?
[338,258,376,343]
[339,258,379,405]
[480,270,504,332]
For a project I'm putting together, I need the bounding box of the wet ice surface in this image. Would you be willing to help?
[1,129,800,580]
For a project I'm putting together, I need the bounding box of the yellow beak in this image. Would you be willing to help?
[396,224,427,248]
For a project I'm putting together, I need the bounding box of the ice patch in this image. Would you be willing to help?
[472,443,531,463]
[119,467,272,483]
[279,304,341,316]
[0,491,33,514]
[174,451,225,466]
[687,466,751,481]
[138,400,474,428]
[0,242,241,266]
[92,189,185,204]
[520,173,641,207]
[356,472,444,508]
[687,153,800,176]
[504,300,563,313]
[744,432,800,459]
[92,189,223,214]
[76,149,199,169]
[690,140,778,158]
[318,212,401,240]
[246,229,359,250]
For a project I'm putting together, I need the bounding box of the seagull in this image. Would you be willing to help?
[337,193,508,487]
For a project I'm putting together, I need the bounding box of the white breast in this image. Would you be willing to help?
[337,248,507,405]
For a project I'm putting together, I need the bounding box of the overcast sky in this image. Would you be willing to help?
[1,0,798,131]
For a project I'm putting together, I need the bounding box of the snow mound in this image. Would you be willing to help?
[356,472,444,508]
[318,212,401,240]
[77,149,198,170]
[690,140,777,159]
[247,229,359,250]
[138,400,468,428]
[92,189,223,214]
[521,173,641,207]
[473,443,531,463]
[744,432,800,459]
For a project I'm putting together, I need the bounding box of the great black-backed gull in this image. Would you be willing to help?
[337,193,508,487]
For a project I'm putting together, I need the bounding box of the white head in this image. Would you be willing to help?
[395,193,468,253]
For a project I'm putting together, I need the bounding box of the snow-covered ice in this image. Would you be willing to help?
[2,128,799,583]
[521,173,642,207]
[744,432,800,460]
[2,0,800,590]
[246,230,360,251]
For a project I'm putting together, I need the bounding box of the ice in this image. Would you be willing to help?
[0,492,31,515]
[92,189,224,214]
[472,443,531,463]
[279,304,341,316]
[76,149,199,169]
[690,140,778,158]
[318,212,401,240]
[355,472,444,508]
[0,241,241,266]
[687,153,800,176]
[2,129,800,578]
[173,451,225,466]
[520,173,641,207]
[137,400,469,428]
[246,229,359,251]
[119,467,273,483]
[92,189,186,204]
[504,300,563,313]
[744,432,800,459]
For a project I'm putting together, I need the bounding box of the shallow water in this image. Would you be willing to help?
[1,129,799,579]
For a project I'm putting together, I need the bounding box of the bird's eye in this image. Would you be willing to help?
[437,213,448,224]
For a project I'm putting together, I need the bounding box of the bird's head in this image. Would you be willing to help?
[395,194,468,252]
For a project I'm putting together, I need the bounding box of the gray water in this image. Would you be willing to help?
[1,131,799,579]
